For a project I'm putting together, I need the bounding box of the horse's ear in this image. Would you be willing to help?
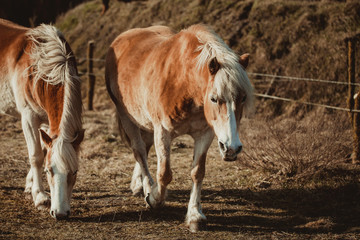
[239,53,249,69]
[209,57,220,75]
[39,129,52,148]
[72,129,85,147]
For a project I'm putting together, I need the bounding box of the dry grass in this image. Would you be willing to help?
[239,109,353,183]
[1,75,360,239]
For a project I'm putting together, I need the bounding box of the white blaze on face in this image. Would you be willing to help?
[226,101,242,152]
[214,100,242,159]
[47,164,71,219]
[208,95,243,161]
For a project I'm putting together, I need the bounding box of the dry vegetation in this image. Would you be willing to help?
[1,70,360,239]
[1,0,360,239]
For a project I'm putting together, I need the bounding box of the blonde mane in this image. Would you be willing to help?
[188,24,254,115]
[26,24,82,173]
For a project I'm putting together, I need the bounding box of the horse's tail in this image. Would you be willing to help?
[26,24,82,173]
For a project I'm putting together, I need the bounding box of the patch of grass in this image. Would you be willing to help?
[82,1,100,14]
[240,113,353,183]
[57,14,78,32]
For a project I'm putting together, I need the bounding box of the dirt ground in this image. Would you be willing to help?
[1,76,360,239]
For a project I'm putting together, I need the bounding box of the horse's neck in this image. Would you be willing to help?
[33,79,65,136]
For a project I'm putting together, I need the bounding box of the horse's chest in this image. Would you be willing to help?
[170,111,210,137]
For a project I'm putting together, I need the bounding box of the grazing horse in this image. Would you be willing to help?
[0,19,84,219]
[105,24,254,232]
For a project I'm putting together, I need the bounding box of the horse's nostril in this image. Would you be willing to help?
[236,145,243,154]
[50,210,56,218]
[219,141,226,152]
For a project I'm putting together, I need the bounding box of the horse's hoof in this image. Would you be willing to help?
[145,193,164,209]
[145,193,153,208]
[130,176,143,196]
[24,192,32,200]
[132,189,144,197]
[188,220,207,233]
[131,182,143,197]
[35,193,50,210]
[37,204,48,211]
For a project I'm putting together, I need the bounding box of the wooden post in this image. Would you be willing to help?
[353,90,360,164]
[87,40,95,111]
[346,37,359,164]
[347,38,355,123]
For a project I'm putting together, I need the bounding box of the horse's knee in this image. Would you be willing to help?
[29,155,44,168]
[191,165,205,183]
[191,154,206,183]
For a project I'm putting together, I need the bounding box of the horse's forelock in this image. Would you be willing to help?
[51,138,79,174]
[191,25,254,116]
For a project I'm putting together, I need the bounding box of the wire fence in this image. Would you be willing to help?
[249,72,360,87]
[255,93,360,113]
[78,57,359,113]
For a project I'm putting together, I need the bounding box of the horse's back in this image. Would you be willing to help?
[106,26,176,128]
[0,19,30,116]
[109,26,174,66]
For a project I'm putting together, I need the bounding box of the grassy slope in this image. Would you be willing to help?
[56,0,360,117]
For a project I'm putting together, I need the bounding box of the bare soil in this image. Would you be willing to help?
[1,74,360,239]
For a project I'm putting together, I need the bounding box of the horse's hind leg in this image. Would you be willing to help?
[116,111,154,197]
[146,125,172,208]
[186,130,214,232]
[130,130,153,196]
[21,108,50,209]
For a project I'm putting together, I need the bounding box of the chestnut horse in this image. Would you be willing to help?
[0,19,84,219]
[105,24,254,232]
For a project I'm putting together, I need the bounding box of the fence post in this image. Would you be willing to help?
[353,90,360,164]
[87,40,95,110]
[346,37,359,164]
[347,38,355,123]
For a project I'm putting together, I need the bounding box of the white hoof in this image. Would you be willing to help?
[188,220,207,232]
[145,193,164,209]
[34,192,50,210]
[130,176,143,196]
[186,209,207,232]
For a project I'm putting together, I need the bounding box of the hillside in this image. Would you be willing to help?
[56,0,360,116]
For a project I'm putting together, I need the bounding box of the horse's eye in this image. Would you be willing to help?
[210,95,217,103]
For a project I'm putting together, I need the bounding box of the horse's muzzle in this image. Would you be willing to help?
[219,141,242,161]
[51,210,70,220]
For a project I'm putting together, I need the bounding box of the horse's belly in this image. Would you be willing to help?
[131,111,154,132]
[122,101,154,132]
[0,76,18,117]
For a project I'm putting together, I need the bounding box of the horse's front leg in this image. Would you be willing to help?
[146,125,172,208]
[130,130,154,196]
[21,109,50,210]
[186,130,214,232]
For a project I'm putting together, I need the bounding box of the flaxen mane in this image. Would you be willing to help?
[26,25,82,173]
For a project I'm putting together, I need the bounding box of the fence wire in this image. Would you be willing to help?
[249,72,360,87]
[78,57,360,113]
[255,93,360,113]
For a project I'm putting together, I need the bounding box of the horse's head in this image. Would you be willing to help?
[39,129,84,219]
[204,54,253,161]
